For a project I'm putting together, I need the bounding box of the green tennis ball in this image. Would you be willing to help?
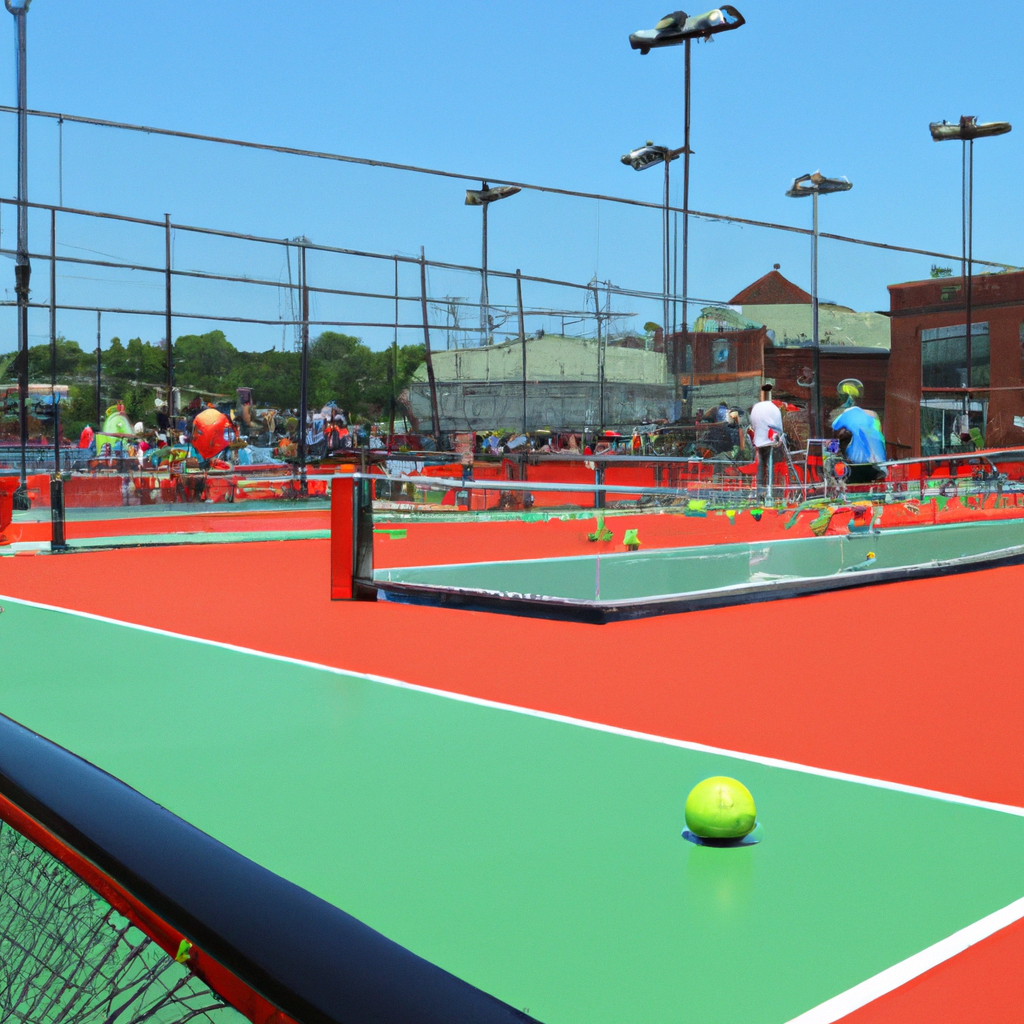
[685,776,757,840]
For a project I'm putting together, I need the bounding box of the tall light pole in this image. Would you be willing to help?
[929,116,1011,439]
[465,183,520,346]
[621,142,685,371]
[6,0,31,509]
[629,6,745,389]
[785,171,852,439]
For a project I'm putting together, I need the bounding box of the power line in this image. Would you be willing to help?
[2,104,1015,271]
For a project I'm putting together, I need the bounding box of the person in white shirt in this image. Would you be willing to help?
[749,383,784,495]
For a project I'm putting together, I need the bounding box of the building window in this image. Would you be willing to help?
[921,322,990,388]
[920,398,988,455]
[920,323,989,454]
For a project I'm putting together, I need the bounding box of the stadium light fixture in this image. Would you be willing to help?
[929,116,1012,434]
[621,143,686,342]
[629,7,745,53]
[786,172,853,439]
[628,8,746,401]
[465,183,521,345]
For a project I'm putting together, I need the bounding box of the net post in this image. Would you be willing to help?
[594,462,606,509]
[331,473,375,600]
[50,473,67,550]
[331,474,355,599]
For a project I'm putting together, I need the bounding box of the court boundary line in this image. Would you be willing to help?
[783,895,1024,1024]
[5,590,1024,1022]
[3,591,1022,820]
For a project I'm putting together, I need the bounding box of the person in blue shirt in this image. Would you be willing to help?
[832,405,887,483]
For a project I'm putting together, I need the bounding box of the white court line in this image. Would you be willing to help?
[784,895,1024,1023]
[5,590,1024,1023]
[3,591,1023,819]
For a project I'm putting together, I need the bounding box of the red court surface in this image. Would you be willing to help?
[3,538,1022,1023]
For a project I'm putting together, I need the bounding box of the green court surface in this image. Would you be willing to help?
[4,598,1024,1024]
[377,518,1024,602]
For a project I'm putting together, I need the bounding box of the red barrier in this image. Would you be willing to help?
[0,476,15,543]
[330,476,355,600]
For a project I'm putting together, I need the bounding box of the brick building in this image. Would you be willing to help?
[886,272,1024,456]
[672,268,890,434]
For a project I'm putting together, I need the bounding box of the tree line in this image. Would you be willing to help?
[0,330,425,435]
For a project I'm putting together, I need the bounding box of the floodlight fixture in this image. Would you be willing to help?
[786,171,853,198]
[465,183,521,206]
[620,142,686,171]
[929,116,1011,142]
[621,142,686,341]
[629,7,744,54]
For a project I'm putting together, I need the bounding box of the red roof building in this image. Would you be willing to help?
[728,267,812,306]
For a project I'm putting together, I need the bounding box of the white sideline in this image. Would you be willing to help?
[4,590,1024,1022]
[784,895,1024,1023]
[2,591,1023,819]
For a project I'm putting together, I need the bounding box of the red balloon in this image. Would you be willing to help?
[191,408,234,461]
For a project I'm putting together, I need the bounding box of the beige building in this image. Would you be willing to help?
[410,334,667,386]
[408,334,673,431]
[719,267,890,350]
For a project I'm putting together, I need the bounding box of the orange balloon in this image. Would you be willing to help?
[191,408,234,461]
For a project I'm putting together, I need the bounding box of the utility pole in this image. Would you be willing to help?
[419,247,441,444]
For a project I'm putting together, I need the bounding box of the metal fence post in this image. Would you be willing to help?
[95,310,101,427]
[164,213,173,422]
[516,269,526,436]
[298,242,310,497]
[49,207,65,549]
[594,284,605,432]
[419,247,441,445]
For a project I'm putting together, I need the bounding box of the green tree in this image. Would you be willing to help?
[3,328,429,429]
[102,337,130,381]
[23,336,92,380]
[173,330,237,393]
[309,331,375,414]
[231,349,300,409]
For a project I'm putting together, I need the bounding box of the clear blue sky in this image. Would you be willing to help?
[2,0,1022,353]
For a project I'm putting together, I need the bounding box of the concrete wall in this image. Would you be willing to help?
[408,380,675,433]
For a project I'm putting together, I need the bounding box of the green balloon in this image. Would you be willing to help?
[685,776,757,840]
